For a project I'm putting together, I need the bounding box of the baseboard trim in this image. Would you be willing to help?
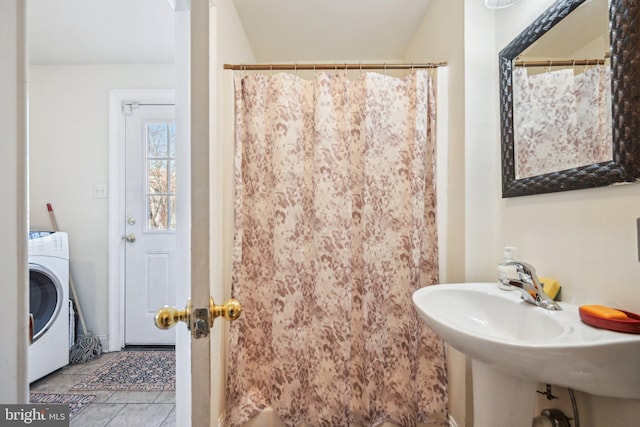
[97,335,109,352]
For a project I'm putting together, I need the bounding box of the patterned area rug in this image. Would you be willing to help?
[30,392,96,418]
[72,351,175,392]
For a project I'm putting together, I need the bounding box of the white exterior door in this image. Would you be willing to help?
[124,104,178,345]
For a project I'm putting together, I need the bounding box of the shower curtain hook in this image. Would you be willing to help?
[295,63,298,75]
[547,60,552,73]
[384,63,387,76]
[359,63,362,75]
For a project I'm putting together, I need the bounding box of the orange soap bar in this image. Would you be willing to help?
[579,304,628,320]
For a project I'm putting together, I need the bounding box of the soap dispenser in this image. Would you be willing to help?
[497,246,517,290]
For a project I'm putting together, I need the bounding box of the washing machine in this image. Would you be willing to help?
[28,231,70,382]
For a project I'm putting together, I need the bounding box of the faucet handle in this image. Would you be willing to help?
[499,261,562,310]
[500,261,542,287]
[510,261,535,276]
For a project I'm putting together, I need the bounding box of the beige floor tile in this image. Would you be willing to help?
[30,371,85,393]
[160,407,176,427]
[105,403,174,427]
[89,391,116,403]
[70,403,126,427]
[153,391,176,404]
[62,353,119,375]
[104,391,161,404]
[32,350,176,427]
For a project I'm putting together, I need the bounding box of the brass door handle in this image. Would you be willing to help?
[122,234,136,243]
[154,300,191,330]
[154,297,242,331]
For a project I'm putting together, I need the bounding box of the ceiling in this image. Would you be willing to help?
[232,0,433,62]
[28,0,175,65]
[28,0,432,65]
[522,0,608,59]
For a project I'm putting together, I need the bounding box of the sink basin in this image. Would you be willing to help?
[421,286,568,343]
[413,283,640,426]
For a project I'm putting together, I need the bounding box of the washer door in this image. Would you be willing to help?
[29,263,63,342]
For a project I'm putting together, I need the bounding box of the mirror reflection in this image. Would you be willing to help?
[512,0,610,179]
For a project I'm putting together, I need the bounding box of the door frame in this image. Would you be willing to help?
[1,0,29,404]
[107,89,179,351]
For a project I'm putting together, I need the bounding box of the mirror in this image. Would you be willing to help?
[499,0,640,197]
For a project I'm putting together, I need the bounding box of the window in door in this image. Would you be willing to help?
[146,121,177,231]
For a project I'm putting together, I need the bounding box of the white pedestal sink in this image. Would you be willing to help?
[412,282,640,427]
[472,360,537,427]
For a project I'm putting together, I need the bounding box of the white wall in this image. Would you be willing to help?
[0,0,29,404]
[210,0,256,422]
[493,0,640,312]
[28,65,176,345]
[405,0,466,285]
[483,1,640,426]
[406,0,640,425]
[463,0,500,284]
[404,1,469,425]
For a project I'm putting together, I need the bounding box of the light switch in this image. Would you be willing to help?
[94,184,108,199]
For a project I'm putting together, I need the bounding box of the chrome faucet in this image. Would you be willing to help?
[498,261,562,311]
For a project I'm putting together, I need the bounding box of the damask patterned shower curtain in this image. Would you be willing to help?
[225,70,448,427]
[513,65,612,179]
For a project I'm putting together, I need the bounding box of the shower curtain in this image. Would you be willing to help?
[225,70,447,427]
[512,65,612,179]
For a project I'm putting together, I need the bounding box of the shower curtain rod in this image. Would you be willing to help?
[223,62,447,71]
[514,58,607,68]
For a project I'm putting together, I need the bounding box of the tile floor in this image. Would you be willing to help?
[30,351,176,427]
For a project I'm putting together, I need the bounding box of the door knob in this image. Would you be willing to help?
[122,234,136,243]
[209,297,242,323]
[155,300,191,330]
[154,297,242,336]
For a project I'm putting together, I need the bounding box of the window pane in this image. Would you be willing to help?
[169,123,176,157]
[169,160,176,193]
[144,120,176,233]
[148,195,168,230]
[169,196,176,230]
[148,160,168,193]
[147,123,168,157]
